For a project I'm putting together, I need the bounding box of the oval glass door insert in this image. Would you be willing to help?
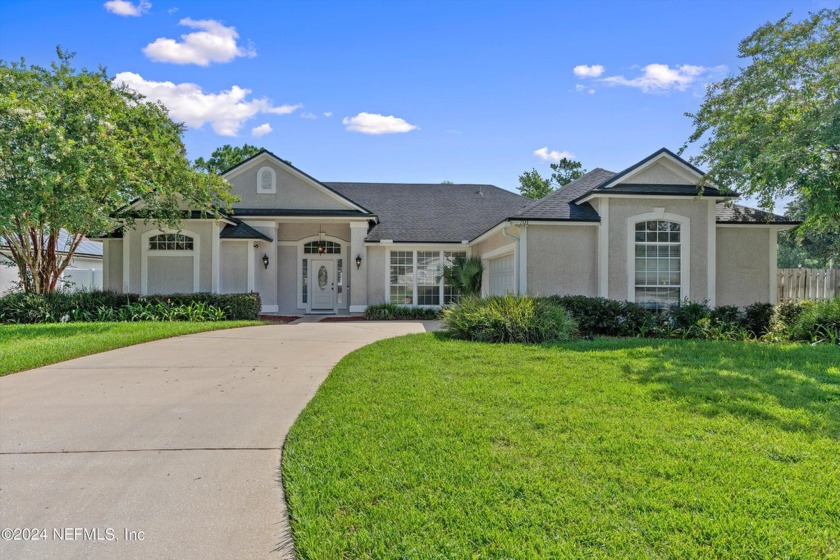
[318,265,328,289]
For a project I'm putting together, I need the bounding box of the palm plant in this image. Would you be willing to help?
[442,256,483,299]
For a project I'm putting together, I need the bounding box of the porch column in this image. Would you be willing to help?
[349,221,368,313]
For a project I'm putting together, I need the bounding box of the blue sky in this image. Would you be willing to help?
[0,0,829,204]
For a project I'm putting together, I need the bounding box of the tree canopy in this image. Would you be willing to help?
[683,9,840,230]
[517,158,587,200]
[778,197,839,268]
[194,144,290,174]
[0,49,235,293]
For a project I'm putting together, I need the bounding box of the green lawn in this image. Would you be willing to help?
[0,321,263,376]
[283,335,840,559]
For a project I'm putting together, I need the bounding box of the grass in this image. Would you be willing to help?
[0,321,263,376]
[283,335,840,559]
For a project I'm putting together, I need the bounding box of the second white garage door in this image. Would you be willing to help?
[488,253,515,295]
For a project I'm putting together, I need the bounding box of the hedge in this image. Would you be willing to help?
[0,291,261,323]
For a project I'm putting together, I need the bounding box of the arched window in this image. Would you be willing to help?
[148,233,194,251]
[304,240,341,254]
[257,166,276,194]
[634,220,681,308]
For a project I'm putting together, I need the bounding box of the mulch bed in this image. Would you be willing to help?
[259,315,300,323]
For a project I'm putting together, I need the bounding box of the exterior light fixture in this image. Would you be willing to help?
[355,255,362,270]
[262,254,269,269]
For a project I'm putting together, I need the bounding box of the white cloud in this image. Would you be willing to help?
[104,0,150,16]
[251,123,272,137]
[143,18,256,66]
[300,112,318,120]
[575,84,595,95]
[602,63,712,93]
[533,147,574,163]
[342,112,417,135]
[323,112,333,118]
[573,64,604,78]
[114,72,301,136]
[446,129,462,135]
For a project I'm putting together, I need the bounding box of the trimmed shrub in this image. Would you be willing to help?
[0,290,260,323]
[710,305,741,325]
[742,302,774,336]
[545,295,654,337]
[442,295,577,343]
[670,299,712,331]
[364,304,441,320]
[787,297,840,344]
[773,300,805,331]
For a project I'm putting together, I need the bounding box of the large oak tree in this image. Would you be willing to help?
[684,9,840,231]
[0,49,236,293]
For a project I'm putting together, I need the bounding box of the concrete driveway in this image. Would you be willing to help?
[0,321,434,559]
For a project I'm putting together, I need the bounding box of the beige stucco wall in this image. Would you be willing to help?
[526,225,598,296]
[624,160,692,185]
[473,226,518,257]
[124,220,214,294]
[103,240,123,292]
[607,199,712,302]
[220,240,248,294]
[716,227,771,306]
[366,245,386,305]
[228,159,351,211]
[147,255,193,294]
[277,245,298,314]
[276,222,350,243]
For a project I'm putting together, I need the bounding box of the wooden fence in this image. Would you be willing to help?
[777,268,840,302]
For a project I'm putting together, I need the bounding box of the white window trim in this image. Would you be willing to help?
[257,166,277,194]
[385,248,468,307]
[626,210,690,303]
[296,234,346,312]
[140,229,200,295]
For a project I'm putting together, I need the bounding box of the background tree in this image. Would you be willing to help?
[0,49,235,293]
[517,158,587,199]
[778,197,839,268]
[194,144,290,174]
[683,9,840,230]
[549,158,586,187]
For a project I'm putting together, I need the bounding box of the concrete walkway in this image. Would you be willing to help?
[0,321,435,559]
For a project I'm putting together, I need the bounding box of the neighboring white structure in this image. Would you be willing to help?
[98,149,797,313]
[0,231,103,294]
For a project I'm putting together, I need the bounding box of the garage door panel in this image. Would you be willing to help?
[488,254,515,295]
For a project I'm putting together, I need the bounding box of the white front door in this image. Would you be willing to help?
[310,259,336,311]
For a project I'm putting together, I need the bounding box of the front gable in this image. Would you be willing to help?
[598,148,708,190]
[222,151,370,213]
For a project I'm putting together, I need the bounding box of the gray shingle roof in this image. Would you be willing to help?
[715,203,799,224]
[220,220,273,241]
[326,182,531,243]
[514,168,615,221]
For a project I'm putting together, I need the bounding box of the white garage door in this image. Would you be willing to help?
[488,253,515,295]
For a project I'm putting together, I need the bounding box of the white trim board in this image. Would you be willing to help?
[140,228,200,295]
[625,209,691,303]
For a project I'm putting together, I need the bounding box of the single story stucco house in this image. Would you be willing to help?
[97,148,797,314]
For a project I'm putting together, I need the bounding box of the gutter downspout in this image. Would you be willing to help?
[501,221,522,294]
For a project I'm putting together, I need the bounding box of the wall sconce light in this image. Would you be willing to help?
[262,254,269,269]
[355,255,362,270]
